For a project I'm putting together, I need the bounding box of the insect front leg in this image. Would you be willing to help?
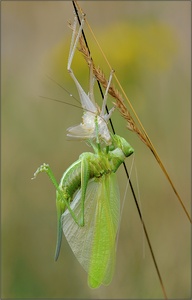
[78,153,94,226]
[88,59,96,104]
[100,69,115,118]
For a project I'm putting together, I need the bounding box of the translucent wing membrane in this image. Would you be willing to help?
[67,111,113,144]
[62,173,120,288]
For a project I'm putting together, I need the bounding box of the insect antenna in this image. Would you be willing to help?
[39,95,82,110]
[45,74,81,105]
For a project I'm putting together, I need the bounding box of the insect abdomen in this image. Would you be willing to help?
[59,159,82,198]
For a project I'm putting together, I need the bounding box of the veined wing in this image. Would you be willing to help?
[67,112,96,140]
[62,173,120,288]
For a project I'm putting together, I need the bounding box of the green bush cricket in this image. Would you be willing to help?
[32,14,134,288]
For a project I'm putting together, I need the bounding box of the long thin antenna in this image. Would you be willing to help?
[72,1,168,299]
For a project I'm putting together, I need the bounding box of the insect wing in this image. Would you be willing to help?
[88,173,120,288]
[67,112,112,144]
[67,112,96,140]
[62,173,120,288]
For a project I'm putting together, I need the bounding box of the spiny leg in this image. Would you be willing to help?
[55,198,63,261]
[94,116,101,152]
[79,155,90,226]
[88,58,96,104]
[67,15,97,113]
[68,15,78,66]
[67,14,85,72]
[100,69,115,118]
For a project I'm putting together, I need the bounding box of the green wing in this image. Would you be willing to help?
[62,173,120,288]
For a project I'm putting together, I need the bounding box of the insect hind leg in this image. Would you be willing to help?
[67,14,85,72]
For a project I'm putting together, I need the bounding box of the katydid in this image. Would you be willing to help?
[32,134,134,288]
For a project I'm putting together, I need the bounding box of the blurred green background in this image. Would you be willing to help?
[2,1,191,299]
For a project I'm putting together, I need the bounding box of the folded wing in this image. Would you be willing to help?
[62,173,120,288]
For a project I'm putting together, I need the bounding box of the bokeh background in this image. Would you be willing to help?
[2,1,191,299]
